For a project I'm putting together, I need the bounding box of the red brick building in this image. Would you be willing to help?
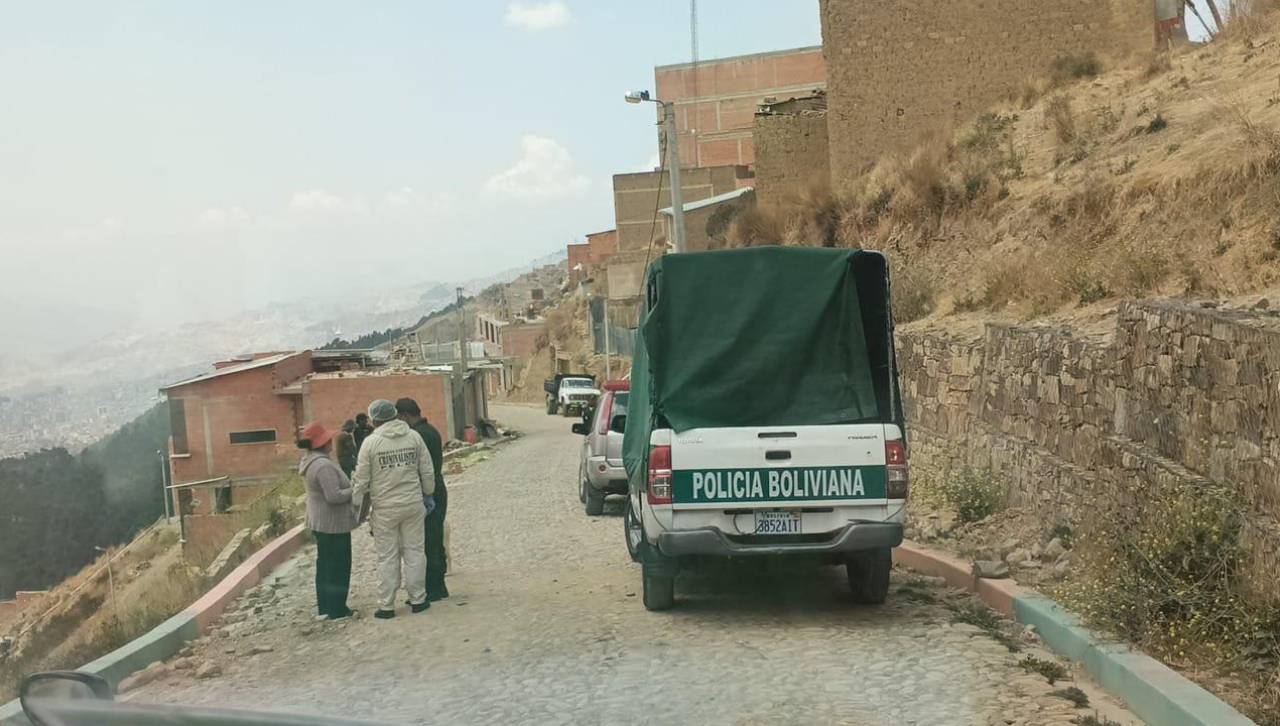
[162,351,477,527]
[654,46,826,169]
[498,321,547,362]
[566,229,620,274]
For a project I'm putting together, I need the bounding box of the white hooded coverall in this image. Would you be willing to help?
[351,419,435,609]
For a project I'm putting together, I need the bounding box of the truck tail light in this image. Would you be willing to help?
[886,440,909,500]
[648,444,673,504]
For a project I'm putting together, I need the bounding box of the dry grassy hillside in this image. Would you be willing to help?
[735,7,1280,325]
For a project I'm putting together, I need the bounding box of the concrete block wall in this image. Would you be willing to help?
[305,373,451,441]
[899,301,1280,596]
[819,0,1153,184]
[754,112,830,206]
[612,166,751,252]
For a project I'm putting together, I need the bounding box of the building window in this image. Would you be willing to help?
[169,399,189,455]
[215,485,232,513]
[229,429,277,445]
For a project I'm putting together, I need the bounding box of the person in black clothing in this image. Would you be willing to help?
[396,397,449,601]
[335,420,358,477]
[353,413,375,452]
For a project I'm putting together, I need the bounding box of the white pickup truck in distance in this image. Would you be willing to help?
[622,247,908,611]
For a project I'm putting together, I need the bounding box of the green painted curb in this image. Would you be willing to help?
[0,612,199,725]
[1014,596,1254,726]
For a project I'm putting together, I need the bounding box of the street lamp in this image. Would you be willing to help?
[624,89,687,254]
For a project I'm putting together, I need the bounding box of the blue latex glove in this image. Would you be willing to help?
[423,495,437,516]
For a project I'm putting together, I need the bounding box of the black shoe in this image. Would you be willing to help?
[427,591,449,602]
[328,608,354,620]
[410,601,431,614]
[374,609,396,620]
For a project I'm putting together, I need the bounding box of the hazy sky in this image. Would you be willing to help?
[0,1,821,352]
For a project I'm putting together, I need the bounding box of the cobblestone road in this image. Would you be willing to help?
[130,405,1141,725]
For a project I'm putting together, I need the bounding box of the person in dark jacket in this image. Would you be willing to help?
[297,421,357,620]
[396,397,449,600]
[335,420,358,477]
[353,413,375,451]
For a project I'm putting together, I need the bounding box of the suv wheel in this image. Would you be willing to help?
[584,485,605,516]
[578,473,587,503]
[624,499,644,562]
[847,548,891,605]
[641,563,675,611]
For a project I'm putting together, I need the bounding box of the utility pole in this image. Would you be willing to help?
[94,546,117,620]
[157,449,171,522]
[664,101,687,254]
[453,287,468,440]
[604,300,612,380]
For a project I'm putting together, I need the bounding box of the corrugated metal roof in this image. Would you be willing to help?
[160,352,301,392]
[659,186,754,216]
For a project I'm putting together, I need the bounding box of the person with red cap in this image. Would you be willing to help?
[298,421,358,620]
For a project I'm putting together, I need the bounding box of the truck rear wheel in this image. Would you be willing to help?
[847,548,891,605]
[584,485,605,516]
[642,564,675,611]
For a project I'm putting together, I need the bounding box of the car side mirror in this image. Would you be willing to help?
[610,414,627,434]
[571,423,588,436]
[21,671,112,725]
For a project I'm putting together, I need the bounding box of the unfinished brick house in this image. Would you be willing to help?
[162,351,485,550]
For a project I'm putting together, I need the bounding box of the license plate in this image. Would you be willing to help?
[754,510,802,535]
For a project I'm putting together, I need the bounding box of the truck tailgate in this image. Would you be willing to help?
[670,424,888,510]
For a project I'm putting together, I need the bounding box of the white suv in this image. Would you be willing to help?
[572,382,629,515]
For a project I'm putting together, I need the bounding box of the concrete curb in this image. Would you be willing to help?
[0,524,308,725]
[893,541,1255,726]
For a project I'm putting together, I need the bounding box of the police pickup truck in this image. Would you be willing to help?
[622,247,908,611]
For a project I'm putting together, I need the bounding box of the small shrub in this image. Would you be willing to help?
[1166,143,1181,155]
[1231,102,1280,160]
[1092,105,1122,135]
[939,468,1003,523]
[1144,113,1169,134]
[727,205,785,248]
[891,267,936,323]
[1050,53,1102,85]
[960,113,1019,151]
[1074,714,1121,726]
[1020,77,1049,109]
[1060,261,1110,304]
[1051,687,1090,708]
[1050,523,1075,548]
[977,263,1027,310]
[1046,95,1077,144]
[863,187,894,224]
[1116,247,1169,294]
[1113,156,1138,176]
[1020,655,1069,685]
[953,292,983,313]
[1057,476,1280,706]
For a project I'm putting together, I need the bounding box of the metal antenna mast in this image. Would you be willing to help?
[689,0,699,167]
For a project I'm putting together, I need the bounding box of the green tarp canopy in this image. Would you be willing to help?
[623,246,881,481]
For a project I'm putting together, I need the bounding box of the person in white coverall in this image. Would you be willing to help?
[351,398,436,619]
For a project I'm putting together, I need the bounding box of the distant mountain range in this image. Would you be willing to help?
[0,249,566,457]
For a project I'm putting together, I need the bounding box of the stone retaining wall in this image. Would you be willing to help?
[900,300,1280,596]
